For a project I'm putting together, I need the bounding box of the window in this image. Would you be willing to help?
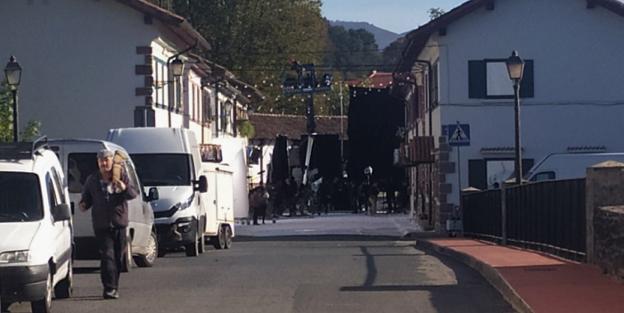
[531,171,556,182]
[468,59,534,99]
[161,62,168,107]
[201,144,223,163]
[221,101,232,133]
[51,168,67,204]
[205,91,215,122]
[0,172,43,222]
[130,154,191,186]
[154,61,159,105]
[431,61,439,106]
[176,78,183,111]
[486,160,515,189]
[153,59,168,107]
[68,153,98,193]
[125,160,144,196]
[196,86,201,122]
[468,158,535,190]
[46,172,61,208]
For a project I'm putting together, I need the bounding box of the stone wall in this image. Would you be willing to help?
[586,161,624,280]
[594,206,624,280]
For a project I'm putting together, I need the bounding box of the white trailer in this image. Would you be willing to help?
[201,162,235,248]
[209,137,250,221]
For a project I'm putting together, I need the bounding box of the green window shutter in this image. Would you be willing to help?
[468,60,486,99]
[468,159,487,190]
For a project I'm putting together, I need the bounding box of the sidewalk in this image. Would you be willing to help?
[419,238,624,313]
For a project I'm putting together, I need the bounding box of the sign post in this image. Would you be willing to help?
[443,122,471,191]
[443,121,471,235]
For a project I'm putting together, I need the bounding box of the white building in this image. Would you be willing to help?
[396,0,624,230]
[0,0,260,144]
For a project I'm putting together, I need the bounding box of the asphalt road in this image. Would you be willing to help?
[7,235,515,313]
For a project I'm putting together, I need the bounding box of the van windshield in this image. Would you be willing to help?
[130,154,191,186]
[0,172,43,222]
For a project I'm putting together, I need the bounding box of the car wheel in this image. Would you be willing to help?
[31,272,52,313]
[121,240,133,273]
[224,225,233,249]
[185,230,200,257]
[54,259,72,299]
[198,221,205,254]
[211,226,225,250]
[134,232,158,267]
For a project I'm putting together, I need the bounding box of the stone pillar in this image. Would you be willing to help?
[585,161,624,264]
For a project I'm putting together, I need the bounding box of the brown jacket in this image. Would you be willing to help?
[80,171,138,230]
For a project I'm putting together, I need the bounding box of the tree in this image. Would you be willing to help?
[428,7,446,20]
[0,82,41,142]
[324,25,381,81]
[167,0,328,114]
[381,36,407,72]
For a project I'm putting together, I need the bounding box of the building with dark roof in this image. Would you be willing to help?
[395,0,624,231]
[0,0,261,143]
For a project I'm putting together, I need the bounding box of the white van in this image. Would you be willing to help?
[526,152,624,182]
[48,139,159,268]
[107,128,208,257]
[0,139,72,313]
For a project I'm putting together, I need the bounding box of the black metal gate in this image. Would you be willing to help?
[462,179,586,261]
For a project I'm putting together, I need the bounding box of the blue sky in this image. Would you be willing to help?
[321,0,465,34]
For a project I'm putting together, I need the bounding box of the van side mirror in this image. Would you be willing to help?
[195,175,208,193]
[147,187,159,201]
[52,204,71,222]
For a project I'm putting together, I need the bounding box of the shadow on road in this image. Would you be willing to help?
[339,241,516,313]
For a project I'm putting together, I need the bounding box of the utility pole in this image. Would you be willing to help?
[283,61,332,185]
[340,83,344,162]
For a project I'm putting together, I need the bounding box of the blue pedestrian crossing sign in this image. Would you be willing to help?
[443,123,470,146]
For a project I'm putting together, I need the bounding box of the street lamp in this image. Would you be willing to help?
[155,57,184,89]
[4,56,22,142]
[506,50,525,185]
[169,57,184,78]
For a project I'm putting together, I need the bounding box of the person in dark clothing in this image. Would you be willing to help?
[284,177,298,216]
[79,149,138,300]
[250,186,268,225]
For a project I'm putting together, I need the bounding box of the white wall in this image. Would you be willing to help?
[417,0,624,206]
[0,0,164,139]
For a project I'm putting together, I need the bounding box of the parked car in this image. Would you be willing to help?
[525,152,624,182]
[0,139,72,313]
[48,139,159,268]
[107,128,209,257]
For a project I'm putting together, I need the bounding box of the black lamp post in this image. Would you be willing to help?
[169,57,184,78]
[4,56,22,143]
[506,50,525,185]
[165,57,184,127]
